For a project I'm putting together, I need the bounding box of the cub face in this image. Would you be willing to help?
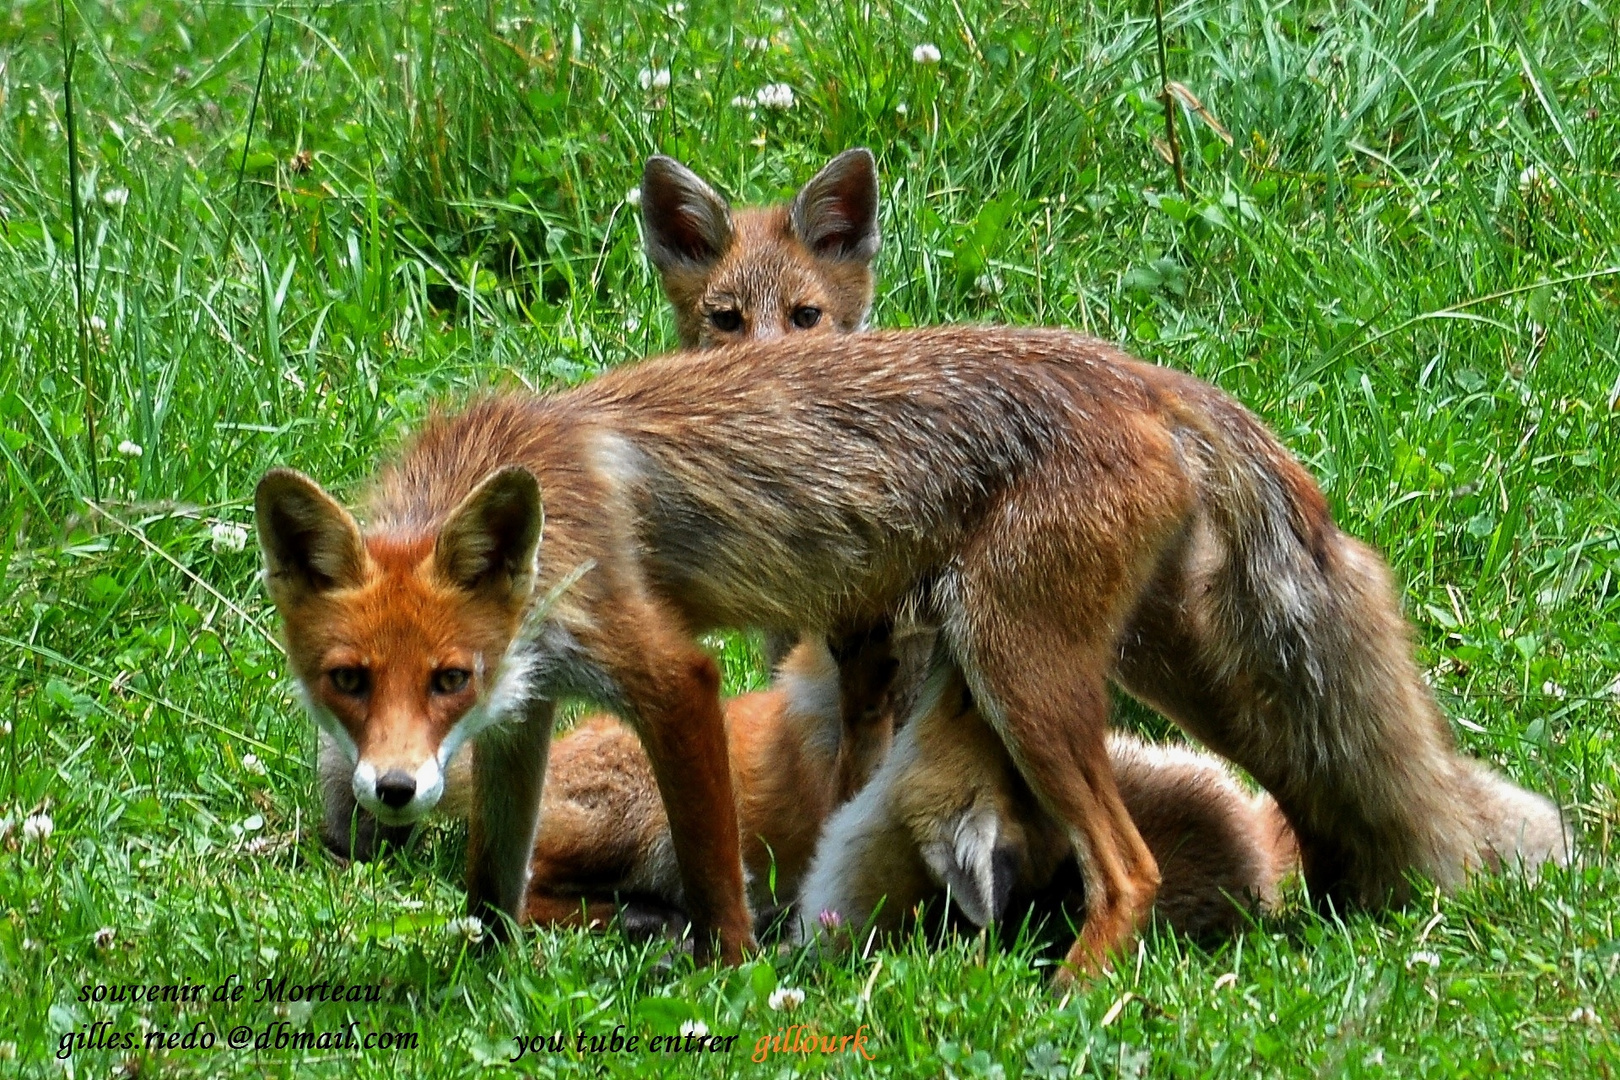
[255,466,542,825]
[640,148,881,349]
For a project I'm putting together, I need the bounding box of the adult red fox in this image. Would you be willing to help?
[257,325,1569,976]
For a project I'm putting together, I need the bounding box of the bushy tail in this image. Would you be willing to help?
[1133,377,1570,906]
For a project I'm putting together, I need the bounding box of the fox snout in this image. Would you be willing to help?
[351,754,446,824]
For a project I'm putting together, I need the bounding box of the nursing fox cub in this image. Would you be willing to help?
[258,321,1570,978]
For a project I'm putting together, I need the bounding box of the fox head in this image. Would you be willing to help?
[641,147,880,349]
[255,465,543,826]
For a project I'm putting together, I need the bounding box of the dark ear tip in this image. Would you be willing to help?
[642,154,684,184]
[486,464,540,495]
[255,467,317,506]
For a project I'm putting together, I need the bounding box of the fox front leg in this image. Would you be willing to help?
[602,608,756,965]
[465,696,556,940]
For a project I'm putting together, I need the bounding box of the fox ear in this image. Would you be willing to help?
[434,466,543,602]
[641,155,734,273]
[791,147,880,263]
[255,469,366,600]
[919,806,1019,927]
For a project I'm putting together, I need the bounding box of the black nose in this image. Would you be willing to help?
[375,771,417,810]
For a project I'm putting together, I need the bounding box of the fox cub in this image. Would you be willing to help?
[260,324,1570,978]
[524,632,900,932]
[798,665,1299,944]
[640,148,880,348]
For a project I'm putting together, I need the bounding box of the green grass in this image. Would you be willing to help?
[3,0,1619,1074]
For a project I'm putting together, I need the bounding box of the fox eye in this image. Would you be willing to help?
[431,668,471,695]
[708,309,743,333]
[329,667,369,696]
[791,306,822,329]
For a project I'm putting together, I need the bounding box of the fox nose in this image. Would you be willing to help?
[375,771,417,810]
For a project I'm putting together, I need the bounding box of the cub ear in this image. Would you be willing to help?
[641,155,734,274]
[433,466,543,603]
[255,468,366,601]
[791,147,880,263]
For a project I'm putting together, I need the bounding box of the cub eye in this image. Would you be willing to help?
[791,306,822,329]
[329,667,369,696]
[708,309,743,333]
[431,668,471,695]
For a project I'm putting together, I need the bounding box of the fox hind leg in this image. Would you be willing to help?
[940,454,1195,980]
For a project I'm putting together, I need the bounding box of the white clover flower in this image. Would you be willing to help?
[94,926,115,949]
[89,314,108,333]
[102,187,129,208]
[448,915,486,944]
[1542,680,1566,700]
[241,752,267,776]
[743,35,771,51]
[211,522,249,554]
[22,813,53,843]
[818,908,843,931]
[679,1019,708,1038]
[912,42,942,64]
[1406,949,1440,970]
[1,720,10,735]
[755,83,795,110]
[639,67,672,91]
[730,94,755,109]
[1518,164,1557,194]
[895,102,909,116]
[116,440,143,457]
[767,986,805,1010]
[624,187,642,208]
[1570,1006,1600,1024]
